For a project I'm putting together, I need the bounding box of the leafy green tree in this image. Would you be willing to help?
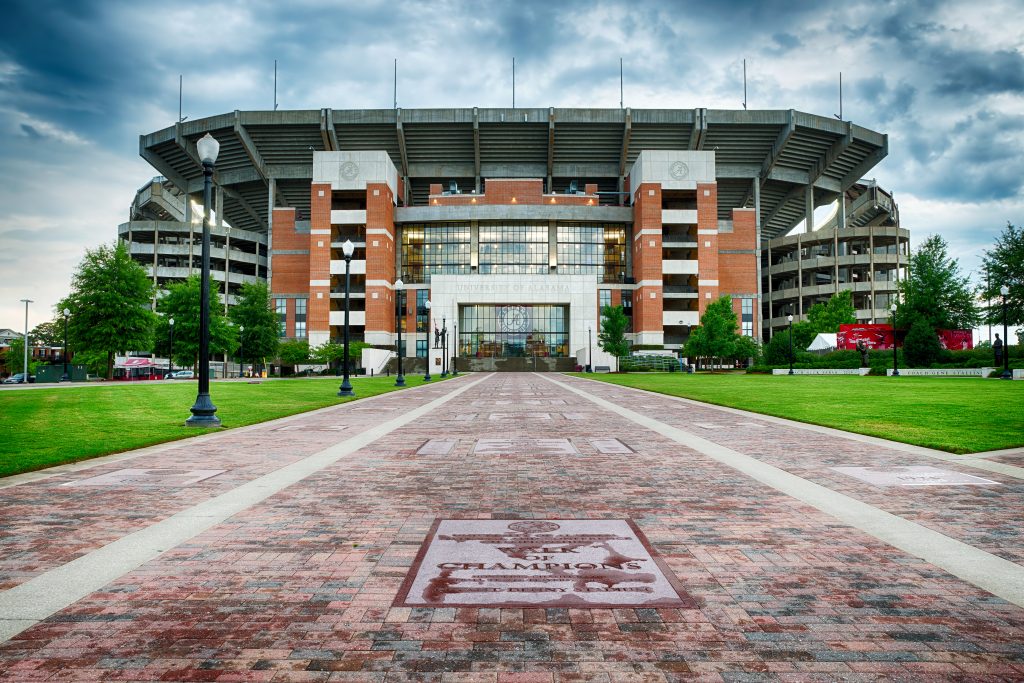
[62,241,157,379]
[731,334,759,364]
[903,315,943,368]
[30,318,64,348]
[684,296,758,370]
[597,305,630,372]
[763,320,814,365]
[979,222,1024,328]
[4,338,43,375]
[898,235,979,331]
[228,282,280,368]
[806,290,856,333]
[311,340,372,372]
[155,275,237,369]
[278,339,311,372]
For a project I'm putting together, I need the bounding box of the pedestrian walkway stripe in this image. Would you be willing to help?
[0,375,489,644]
[544,375,1024,608]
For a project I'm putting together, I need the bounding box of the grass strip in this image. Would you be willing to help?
[0,375,448,478]
[569,372,1024,454]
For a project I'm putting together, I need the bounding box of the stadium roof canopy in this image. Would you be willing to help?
[139,108,887,240]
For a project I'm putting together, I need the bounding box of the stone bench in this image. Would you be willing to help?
[886,367,994,377]
[594,366,611,373]
[772,368,870,375]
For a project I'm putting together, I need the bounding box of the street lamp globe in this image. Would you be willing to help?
[196,133,220,165]
[342,239,354,258]
[1001,285,1010,297]
[63,308,70,317]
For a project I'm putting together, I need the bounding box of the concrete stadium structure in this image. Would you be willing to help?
[132,107,901,366]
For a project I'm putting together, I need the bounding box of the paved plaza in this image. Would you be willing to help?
[1,372,1023,681]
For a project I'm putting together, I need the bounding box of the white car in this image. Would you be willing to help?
[165,370,195,380]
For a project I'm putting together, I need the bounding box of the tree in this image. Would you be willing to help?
[763,320,814,365]
[4,338,43,375]
[311,340,372,372]
[683,296,757,370]
[228,282,280,369]
[806,290,856,333]
[898,235,979,331]
[597,305,630,372]
[30,319,64,348]
[278,339,311,372]
[155,275,237,369]
[903,314,943,368]
[62,241,157,379]
[979,222,1024,327]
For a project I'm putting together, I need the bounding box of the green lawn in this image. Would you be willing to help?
[569,372,1024,454]
[0,375,448,478]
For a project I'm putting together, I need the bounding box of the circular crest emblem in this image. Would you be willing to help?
[498,305,531,333]
[340,161,360,180]
[508,521,560,534]
[669,161,689,180]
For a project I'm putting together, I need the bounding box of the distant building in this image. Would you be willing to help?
[131,108,899,367]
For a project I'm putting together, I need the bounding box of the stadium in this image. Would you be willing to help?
[127,107,907,369]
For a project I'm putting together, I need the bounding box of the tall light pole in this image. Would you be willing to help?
[168,318,175,377]
[423,299,432,382]
[1001,284,1011,379]
[451,321,458,376]
[20,299,32,382]
[890,302,899,377]
[238,325,244,378]
[787,314,794,375]
[394,279,405,387]
[187,133,221,427]
[440,315,448,378]
[588,326,593,373]
[338,239,355,396]
[60,308,71,382]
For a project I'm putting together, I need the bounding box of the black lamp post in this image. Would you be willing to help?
[890,302,899,377]
[1001,285,1012,379]
[423,300,432,382]
[395,279,405,387]
[168,318,175,377]
[187,133,221,428]
[588,326,593,372]
[60,307,71,382]
[787,314,794,375]
[338,239,355,397]
[440,316,448,378]
[238,325,244,378]
[451,321,459,376]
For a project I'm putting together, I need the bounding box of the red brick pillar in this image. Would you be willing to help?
[364,182,397,341]
[696,182,720,314]
[631,183,663,342]
[308,183,332,344]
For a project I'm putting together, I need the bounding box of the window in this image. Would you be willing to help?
[478,223,548,275]
[416,289,428,332]
[294,298,307,339]
[401,223,471,283]
[275,298,287,338]
[416,339,427,358]
[599,289,612,311]
[741,297,754,337]
[459,304,569,357]
[557,223,626,282]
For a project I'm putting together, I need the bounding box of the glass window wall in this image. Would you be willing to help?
[478,223,548,275]
[556,223,626,283]
[459,304,568,357]
[401,223,471,283]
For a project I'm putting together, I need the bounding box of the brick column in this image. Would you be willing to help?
[308,183,332,347]
[720,208,759,334]
[364,182,397,345]
[631,182,663,345]
[696,181,720,314]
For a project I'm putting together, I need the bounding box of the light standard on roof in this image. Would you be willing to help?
[787,314,794,375]
[168,318,175,377]
[238,325,244,378]
[60,308,71,382]
[186,133,221,427]
[338,239,355,397]
[1000,285,1012,379]
[890,302,899,377]
[394,279,405,387]
[440,315,448,378]
[423,300,432,382]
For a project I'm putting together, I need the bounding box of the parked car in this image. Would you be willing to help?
[165,370,195,380]
[3,373,35,384]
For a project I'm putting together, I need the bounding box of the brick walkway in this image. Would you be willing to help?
[1,372,1022,681]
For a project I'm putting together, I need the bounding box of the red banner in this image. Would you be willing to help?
[838,324,894,350]
[938,329,973,350]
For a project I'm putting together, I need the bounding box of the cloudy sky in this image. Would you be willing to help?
[1,0,1022,331]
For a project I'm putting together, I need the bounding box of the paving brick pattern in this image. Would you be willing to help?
[1,373,1023,681]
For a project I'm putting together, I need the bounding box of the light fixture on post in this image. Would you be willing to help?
[787,314,794,375]
[187,133,221,427]
[394,279,405,387]
[451,321,459,376]
[338,238,355,397]
[168,318,175,377]
[440,315,448,378]
[423,299,432,382]
[238,325,244,378]
[588,326,593,373]
[890,302,899,377]
[60,308,71,382]
[20,299,31,383]
[1001,284,1011,379]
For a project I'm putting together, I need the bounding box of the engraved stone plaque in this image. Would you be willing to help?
[832,465,999,487]
[273,424,346,432]
[395,519,694,608]
[474,439,578,455]
[417,440,457,456]
[64,469,225,487]
[589,438,633,454]
[562,413,591,421]
[488,413,551,421]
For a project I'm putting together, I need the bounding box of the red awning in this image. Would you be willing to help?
[115,357,160,368]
